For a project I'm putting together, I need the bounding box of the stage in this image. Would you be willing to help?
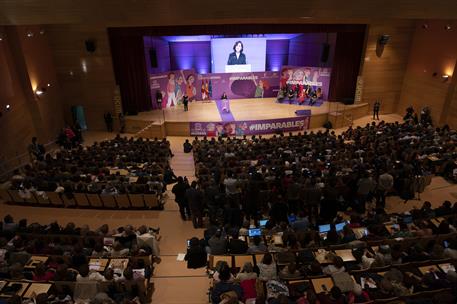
[124,98,369,137]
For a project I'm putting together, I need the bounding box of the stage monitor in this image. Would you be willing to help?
[211,38,267,73]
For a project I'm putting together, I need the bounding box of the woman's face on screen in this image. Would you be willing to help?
[235,43,242,53]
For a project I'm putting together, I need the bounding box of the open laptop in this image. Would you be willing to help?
[335,222,347,232]
[288,215,297,224]
[259,219,268,228]
[248,228,262,237]
[318,224,331,233]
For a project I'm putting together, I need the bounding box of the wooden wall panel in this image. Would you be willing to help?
[360,21,415,114]
[0,26,64,164]
[46,24,117,131]
[397,20,457,125]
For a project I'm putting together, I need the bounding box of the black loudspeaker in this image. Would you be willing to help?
[378,35,391,45]
[321,43,330,63]
[149,49,158,68]
[85,39,96,53]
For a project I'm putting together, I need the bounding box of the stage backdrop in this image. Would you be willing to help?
[280,66,332,100]
[197,71,280,100]
[149,69,197,109]
[148,67,330,107]
[189,116,310,137]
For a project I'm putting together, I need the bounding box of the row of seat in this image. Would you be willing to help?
[0,189,163,209]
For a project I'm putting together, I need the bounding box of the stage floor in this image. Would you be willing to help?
[124,98,369,136]
[130,98,360,124]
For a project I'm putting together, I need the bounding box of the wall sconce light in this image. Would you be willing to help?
[442,74,450,82]
[35,87,47,97]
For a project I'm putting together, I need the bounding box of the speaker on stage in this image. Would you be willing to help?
[321,43,330,63]
[149,49,158,68]
[85,39,96,53]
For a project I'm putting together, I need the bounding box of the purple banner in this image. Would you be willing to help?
[149,69,197,108]
[189,116,310,137]
[197,71,280,101]
[279,66,331,101]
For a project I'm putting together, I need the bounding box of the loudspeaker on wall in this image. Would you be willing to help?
[85,39,96,53]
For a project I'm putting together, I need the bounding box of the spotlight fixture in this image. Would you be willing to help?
[47,83,51,87]
[0,37,3,41]
[422,24,429,29]
[27,31,34,38]
[445,25,452,31]
[6,104,11,110]
[39,29,45,35]
[442,74,450,81]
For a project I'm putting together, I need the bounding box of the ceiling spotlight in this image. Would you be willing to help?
[47,83,51,87]
[0,37,3,41]
[445,25,452,31]
[27,31,34,37]
[39,29,45,35]
[35,89,44,96]
[6,104,11,110]
[69,70,74,76]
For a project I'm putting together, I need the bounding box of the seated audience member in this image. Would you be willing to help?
[213,261,235,283]
[444,239,457,259]
[318,286,347,304]
[257,253,278,281]
[211,263,243,304]
[32,262,55,282]
[247,236,267,253]
[291,211,309,231]
[110,241,130,257]
[185,237,207,269]
[227,231,248,254]
[348,283,370,304]
[76,264,105,282]
[236,262,257,282]
[341,225,356,243]
[303,260,324,276]
[323,255,345,275]
[208,229,227,255]
[279,262,302,280]
[2,215,18,233]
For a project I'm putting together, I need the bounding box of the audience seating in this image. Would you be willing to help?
[2,189,163,210]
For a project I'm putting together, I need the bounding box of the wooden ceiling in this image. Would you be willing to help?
[1,0,457,26]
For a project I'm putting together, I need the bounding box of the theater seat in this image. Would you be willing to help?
[129,194,145,208]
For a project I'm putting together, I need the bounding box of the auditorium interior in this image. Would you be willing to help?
[1,1,457,304]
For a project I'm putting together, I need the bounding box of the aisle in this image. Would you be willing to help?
[150,136,208,304]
